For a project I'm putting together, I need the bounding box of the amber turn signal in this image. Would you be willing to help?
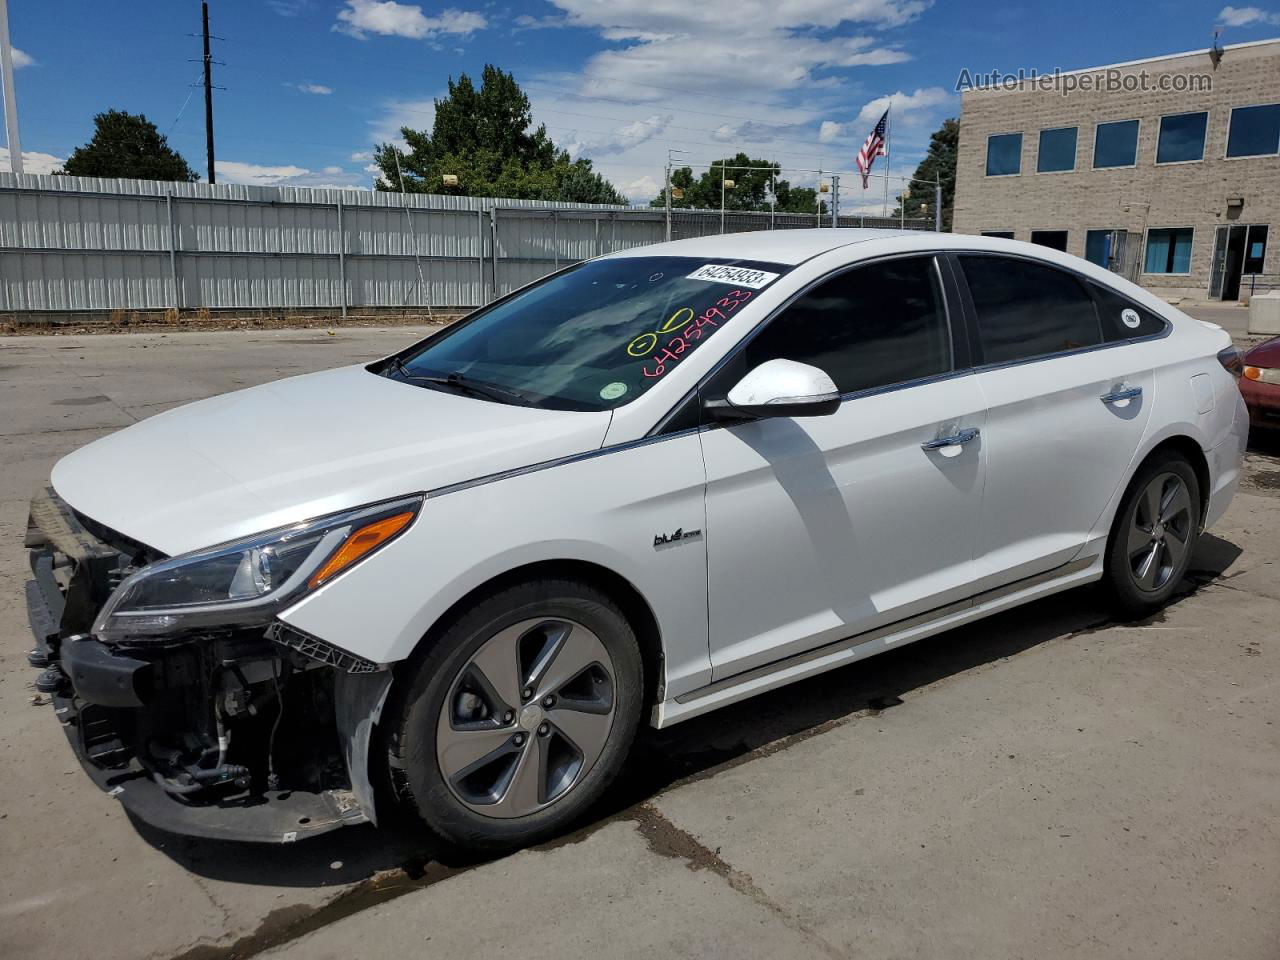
[309,511,416,588]
[1243,366,1261,381]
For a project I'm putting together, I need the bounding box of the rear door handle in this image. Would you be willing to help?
[921,427,980,450]
[1100,385,1142,404]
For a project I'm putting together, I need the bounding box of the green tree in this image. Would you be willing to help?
[891,118,958,230]
[649,154,827,213]
[58,110,198,182]
[374,65,625,204]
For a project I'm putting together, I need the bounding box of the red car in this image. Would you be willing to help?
[1241,336,1280,431]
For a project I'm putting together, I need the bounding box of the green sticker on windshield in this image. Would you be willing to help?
[600,381,628,401]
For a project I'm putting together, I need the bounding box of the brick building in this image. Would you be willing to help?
[953,38,1280,301]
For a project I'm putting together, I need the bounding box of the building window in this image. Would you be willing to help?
[1085,230,1115,267]
[1245,225,1269,274]
[1030,230,1068,251]
[1156,112,1208,163]
[1226,104,1280,157]
[986,133,1022,176]
[1093,119,1140,168]
[1144,228,1193,275]
[1037,126,1077,172]
[982,231,1015,239]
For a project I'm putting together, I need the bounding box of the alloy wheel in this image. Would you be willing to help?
[435,618,617,819]
[1126,471,1193,593]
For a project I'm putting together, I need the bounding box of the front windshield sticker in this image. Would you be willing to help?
[599,381,628,400]
[686,264,781,288]
[626,288,755,380]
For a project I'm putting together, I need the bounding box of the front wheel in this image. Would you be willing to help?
[1103,453,1202,618]
[386,579,643,852]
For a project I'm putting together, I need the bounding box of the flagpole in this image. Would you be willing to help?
[882,104,890,219]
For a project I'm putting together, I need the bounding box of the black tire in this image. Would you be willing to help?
[384,578,643,852]
[1103,451,1202,619]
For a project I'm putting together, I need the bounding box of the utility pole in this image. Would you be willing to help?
[0,0,22,175]
[831,175,840,227]
[202,1,216,184]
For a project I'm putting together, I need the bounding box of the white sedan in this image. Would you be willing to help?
[26,229,1247,850]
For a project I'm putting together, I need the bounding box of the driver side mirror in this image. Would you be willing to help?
[705,358,841,420]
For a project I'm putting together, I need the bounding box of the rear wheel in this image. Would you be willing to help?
[1103,452,1201,618]
[386,579,643,852]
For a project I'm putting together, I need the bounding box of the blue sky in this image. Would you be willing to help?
[4,1,1279,205]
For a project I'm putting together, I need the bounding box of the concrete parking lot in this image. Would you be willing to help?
[1,323,1278,960]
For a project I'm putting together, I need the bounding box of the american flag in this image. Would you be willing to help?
[856,109,889,188]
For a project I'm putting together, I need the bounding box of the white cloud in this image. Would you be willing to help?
[856,87,953,126]
[364,163,382,174]
[621,174,660,202]
[215,161,311,186]
[1218,5,1280,25]
[290,82,334,95]
[214,160,374,190]
[818,120,844,143]
[335,0,487,40]
[513,13,568,30]
[269,0,310,15]
[0,148,63,174]
[350,150,373,161]
[11,47,34,69]
[368,97,435,148]
[710,120,794,143]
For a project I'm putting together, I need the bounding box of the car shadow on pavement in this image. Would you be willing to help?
[135,534,1243,891]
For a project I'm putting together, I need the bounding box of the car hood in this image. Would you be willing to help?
[51,365,612,556]
[1244,335,1280,368]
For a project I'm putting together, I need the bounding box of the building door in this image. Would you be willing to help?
[1210,225,1262,301]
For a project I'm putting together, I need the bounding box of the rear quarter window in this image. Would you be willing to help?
[1089,283,1170,341]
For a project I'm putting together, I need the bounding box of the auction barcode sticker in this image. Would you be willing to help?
[686,264,781,289]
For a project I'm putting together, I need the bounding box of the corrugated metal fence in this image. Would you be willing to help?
[0,173,932,317]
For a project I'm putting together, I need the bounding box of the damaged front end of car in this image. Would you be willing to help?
[24,486,420,843]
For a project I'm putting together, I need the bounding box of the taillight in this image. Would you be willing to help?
[1217,346,1243,379]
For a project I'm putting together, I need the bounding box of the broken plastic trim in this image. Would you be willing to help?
[267,622,382,674]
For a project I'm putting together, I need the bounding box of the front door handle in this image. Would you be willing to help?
[921,427,980,450]
[1100,385,1142,405]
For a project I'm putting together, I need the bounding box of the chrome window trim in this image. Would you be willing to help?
[418,247,1173,501]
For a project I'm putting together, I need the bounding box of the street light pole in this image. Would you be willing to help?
[664,160,672,242]
[0,0,23,175]
[720,161,726,235]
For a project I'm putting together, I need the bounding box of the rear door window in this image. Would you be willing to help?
[959,256,1102,365]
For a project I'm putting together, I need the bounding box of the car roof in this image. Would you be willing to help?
[603,228,909,266]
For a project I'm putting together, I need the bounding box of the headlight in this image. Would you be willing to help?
[93,495,422,641]
[1243,365,1280,385]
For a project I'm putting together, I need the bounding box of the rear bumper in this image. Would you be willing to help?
[1239,377,1280,429]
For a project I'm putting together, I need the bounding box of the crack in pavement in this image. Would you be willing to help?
[629,802,846,959]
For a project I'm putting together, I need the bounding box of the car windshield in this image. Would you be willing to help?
[383,256,791,412]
